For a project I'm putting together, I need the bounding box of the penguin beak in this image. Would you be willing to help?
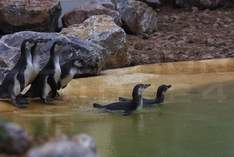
[167,85,172,88]
[144,84,151,89]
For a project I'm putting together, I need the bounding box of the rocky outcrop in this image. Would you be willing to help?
[0,31,105,83]
[115,0,158,35]
[62,3,122,27]
[0,0,61,34]
[27,134,97,157]
[61,15,129,69]
[0,122,31,154]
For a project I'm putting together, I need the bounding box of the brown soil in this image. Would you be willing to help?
[127,7,234,65]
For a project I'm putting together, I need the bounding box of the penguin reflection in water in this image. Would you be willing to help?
[119,84,172,107]
[0,39,40,107]
[24,41,65,103]
[93,84,151,116]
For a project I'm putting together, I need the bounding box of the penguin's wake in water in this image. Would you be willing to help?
[0,39,38,107]
[119,84,171,107]
[24,41,64,103]
[93,84,151,116]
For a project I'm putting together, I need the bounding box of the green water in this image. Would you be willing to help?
[3,81,234,157]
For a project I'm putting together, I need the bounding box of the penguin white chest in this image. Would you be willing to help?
[31,56,41,82]
[24,58,33,86]
[54,61,61,83]
[13,74,21,95]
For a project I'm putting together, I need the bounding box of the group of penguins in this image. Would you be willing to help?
[0,39,79,108]
[93,84,172,116]
[0,38,172,116]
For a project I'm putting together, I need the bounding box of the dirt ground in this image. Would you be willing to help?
[127,7,234,65]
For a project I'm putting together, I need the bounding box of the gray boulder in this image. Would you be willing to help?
[0,31,105,83]
[115,0,158,35]
[61,15,129,69]
[62,3,122,27]
[27,134,97,157]
[0,0,61,34]
[0,122,31,154]
[93,0,116,9]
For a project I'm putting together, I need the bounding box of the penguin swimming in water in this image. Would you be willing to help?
[0,39,37,107]
[93,84,151,115]
[24,41,64,103]
[119,84,172,107]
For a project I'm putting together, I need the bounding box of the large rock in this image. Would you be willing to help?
[0,122,31,154]
[27,134,97,157]
[0,0,61,34]
[92,0,116,10]
[62,3,122,27]
[61,15,129,69]
[0,31,105,83]
[115,0,158,35]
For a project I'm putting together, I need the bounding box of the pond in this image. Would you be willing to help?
[0,58,234,157]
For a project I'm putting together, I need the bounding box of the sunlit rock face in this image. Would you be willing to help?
[0,31,105,83]
[0,122,31,155]
[61,15,129,69]
[62,2,122,27]
[115,0,158,35]
[27,134,97,157]
[0,0,61,34]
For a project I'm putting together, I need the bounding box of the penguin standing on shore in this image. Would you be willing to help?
[57,60,81,90]
[119,84,172,107]
[0,39,37,107]
[25,41,64,103]
[93,84,151,115]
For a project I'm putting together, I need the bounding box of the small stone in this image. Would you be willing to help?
[27,134,97,157]
[0,122,31,155]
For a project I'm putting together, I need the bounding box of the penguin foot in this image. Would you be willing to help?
[16,96,29,104]
[42,97,54,104]
[12,100,27,108]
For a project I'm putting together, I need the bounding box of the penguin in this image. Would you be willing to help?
[57,60,81,90]
[93,84,151,115]
[0,39,37,107]
[24,41,64,103]
[119,84,172,107]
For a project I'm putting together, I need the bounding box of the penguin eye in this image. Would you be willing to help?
[74,61,82,67]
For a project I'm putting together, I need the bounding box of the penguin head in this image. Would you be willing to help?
[132,84,151,99]
[22,39,36,51]
[51,41,66,56]
[156,84,171,99]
